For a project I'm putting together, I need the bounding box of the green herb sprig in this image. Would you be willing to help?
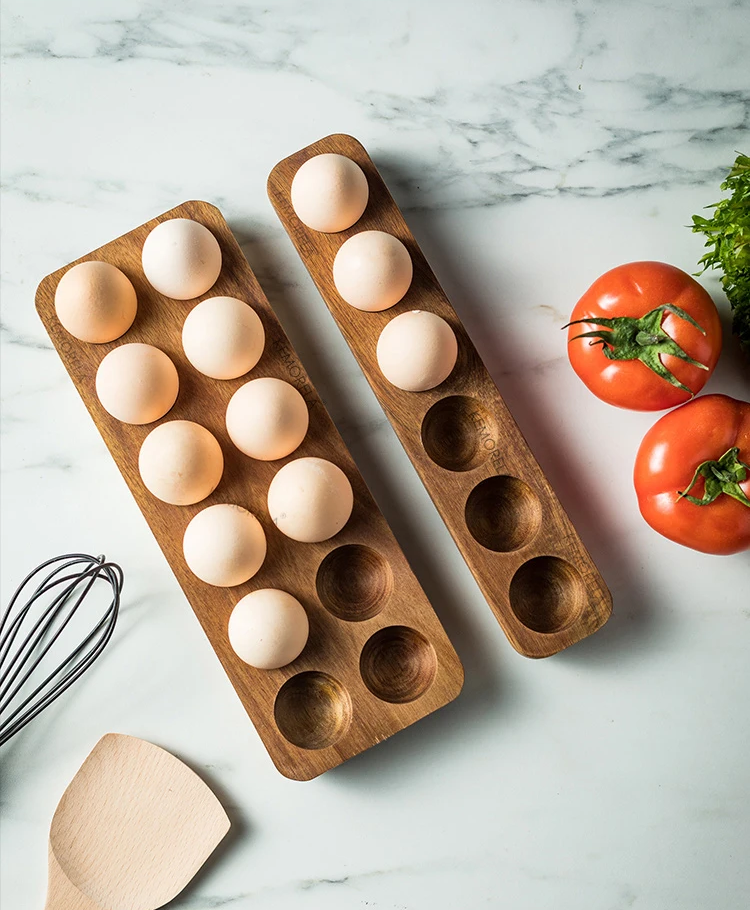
[691,153,750,358]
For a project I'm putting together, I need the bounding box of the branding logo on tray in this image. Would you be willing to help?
[271,338,318,411]
[470,408,502,468]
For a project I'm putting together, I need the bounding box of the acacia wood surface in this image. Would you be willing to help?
[36,201,464,780]
[268,135,612,658]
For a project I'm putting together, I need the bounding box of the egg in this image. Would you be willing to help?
[267,457,353,543]
[291,153,369,233]
[95,343,179,425]
[183,504,266,587]
[182,296,265,380]
[332,231,413,312]
[228,588,309,670]
[226,377,309,461]
[141,218,222,300]
[139,420,224,506]
[54,261,137,343]
[376,310,458,392]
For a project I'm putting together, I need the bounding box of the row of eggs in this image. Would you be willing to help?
[51,161,458,674]
[291,153,459,392]
[54,219,352,673]
[55,209,458,397]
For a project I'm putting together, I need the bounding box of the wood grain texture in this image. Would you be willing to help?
[46,733,229,910]
[268,135,613,658]
[35,201,464,780]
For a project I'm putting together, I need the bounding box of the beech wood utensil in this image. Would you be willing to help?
[36,202,463,779]
[268,134,612,658]
[45,733,229,910]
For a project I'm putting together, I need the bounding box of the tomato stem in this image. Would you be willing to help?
[565,303,708,395]
[677,447,750,507]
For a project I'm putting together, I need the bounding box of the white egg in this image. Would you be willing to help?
[332,231,413,312]
[139,420,224,506]
[183,504,266,587]
[267,457,353,543]
[55,261,137,343]
[141,219,222,300]
[96,343,179,425]
[182,296,265,380]
[376,310,458,391]
[226,377,309,461]
[291,154,369,233]
[228,588,309,670]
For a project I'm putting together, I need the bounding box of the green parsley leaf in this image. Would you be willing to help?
[691,153,750,358]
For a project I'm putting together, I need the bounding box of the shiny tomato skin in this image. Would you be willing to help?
[568,261,722,410]
[634,395,750,555]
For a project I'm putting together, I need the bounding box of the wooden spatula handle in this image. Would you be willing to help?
[45,847,101,910]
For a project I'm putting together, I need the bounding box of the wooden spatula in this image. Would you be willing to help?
[46,733,231,910]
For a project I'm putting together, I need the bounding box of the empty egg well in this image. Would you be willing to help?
[465,475,542,552]
[316,545,393,622]
[509,556,586,634]
[421,395,499,472]
[274,671,352,750]
[360,626,437,704]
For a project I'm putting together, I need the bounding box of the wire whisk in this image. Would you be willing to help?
[0,553,123,747]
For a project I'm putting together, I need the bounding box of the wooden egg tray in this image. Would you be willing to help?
[268,135,613,658]
[35,201,463,780]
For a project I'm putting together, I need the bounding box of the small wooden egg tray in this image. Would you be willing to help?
[35,200,463,780]
[268,135,613,658]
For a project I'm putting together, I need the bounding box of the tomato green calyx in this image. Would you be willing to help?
[565,304,708,394]
[677,447,750,508]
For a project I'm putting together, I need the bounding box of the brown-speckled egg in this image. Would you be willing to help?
[138,420,223,506]
[183,504,266,587]
[333,231,412,312]
[141,219,222,300]
[96,343,179,425]
[55,261,137,343]
[267,457,353,543]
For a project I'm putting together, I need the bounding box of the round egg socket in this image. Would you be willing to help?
[508,556,586,634]
[182,296,265,380]
[316,544,393,622]
[359,626,438,704]
[183,504,267,587]
[291,153,369,233]
[95,343,179,425]
[138,420,224,506]
[465,475,543,553]
[421,395,499,473]
[274,671,352,749]
[141,218,222,300]
[376,310,458,391]
[226,377,309,461]
[332,231,413,312]
[267,457,353,543]
[228,588,309,670]
[54,260,137,344]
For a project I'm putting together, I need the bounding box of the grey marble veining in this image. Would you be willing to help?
[1,1,749,908]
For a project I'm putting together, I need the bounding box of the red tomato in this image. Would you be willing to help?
[634,394,750,554]
[567,261,722,410]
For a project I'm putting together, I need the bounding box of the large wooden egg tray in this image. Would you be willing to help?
[268,135,612,658]
[35,201,464,780]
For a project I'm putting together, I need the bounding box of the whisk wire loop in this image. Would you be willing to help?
[0,553,123,746]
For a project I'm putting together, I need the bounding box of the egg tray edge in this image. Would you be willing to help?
[34,199,464,780]
[267,136,613,659]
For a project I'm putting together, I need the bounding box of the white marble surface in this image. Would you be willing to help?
[2,1,749,907]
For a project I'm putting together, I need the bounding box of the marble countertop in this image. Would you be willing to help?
[2,1,749,907]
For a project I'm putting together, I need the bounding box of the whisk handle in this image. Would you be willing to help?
[45,847,101,910]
